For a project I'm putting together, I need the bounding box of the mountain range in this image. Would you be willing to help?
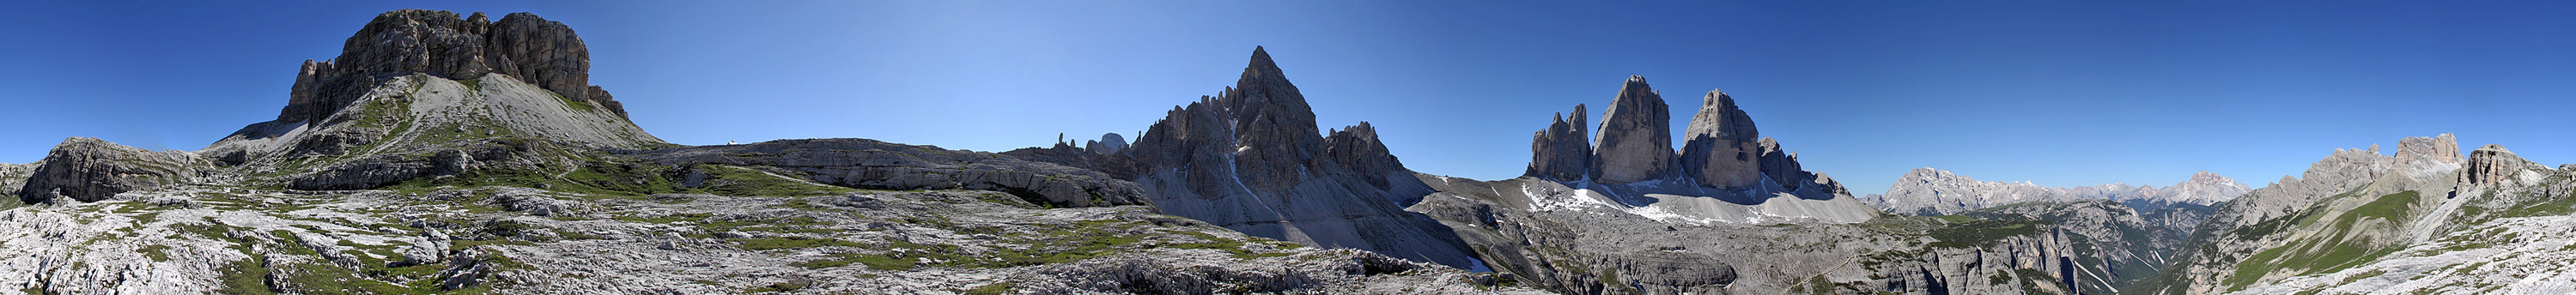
[0,9,2570,295]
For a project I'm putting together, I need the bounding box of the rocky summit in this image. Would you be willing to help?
[1504,75,1875,224]
[1588,76,1675,184]
[1005,47,1483,271]
[1678,90,1762,190]
[0,10,1539,294]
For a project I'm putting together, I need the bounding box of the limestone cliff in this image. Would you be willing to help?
[1679,90,1762,189]
[283,10,627,123]
[1589,76,1674,184]
[1523,104,1590,182]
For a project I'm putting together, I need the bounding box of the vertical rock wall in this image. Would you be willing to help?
[281,9,627,123]
[1589,76,1674,184]
[1680,90,1763,189]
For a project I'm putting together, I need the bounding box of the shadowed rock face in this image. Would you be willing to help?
[1590,75,1674,184]
[1680,90,1762,189]
[16,137,210,203]
[283,9,625,123]
[1523,104,1589,181]
[1756,138,1818,191]
[1006,47,1480,270]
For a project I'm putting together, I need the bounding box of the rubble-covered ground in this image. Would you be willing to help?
[0,181,1542,294]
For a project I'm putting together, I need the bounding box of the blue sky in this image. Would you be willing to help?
[3,1,2571,194]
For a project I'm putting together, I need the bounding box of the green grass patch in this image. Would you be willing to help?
[960,281,1015,295]
[138,244,172,262]
[1927,219,2047,248]
[744,280,807,293]
[732,237,862,250]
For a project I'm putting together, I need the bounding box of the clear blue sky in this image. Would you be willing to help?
[4,1,2572,194]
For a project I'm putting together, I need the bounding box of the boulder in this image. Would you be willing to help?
[1589,75,1673,184]
[1679,90,1762,189]
[17,137,210,203]
[1523,104,1591,181]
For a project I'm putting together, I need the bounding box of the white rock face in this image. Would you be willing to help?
[1863,167,2251,216]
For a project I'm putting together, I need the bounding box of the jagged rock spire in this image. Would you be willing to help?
[1590,75,1674,184]
[1526,104,1591,181]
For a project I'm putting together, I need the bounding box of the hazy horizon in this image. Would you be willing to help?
[4,1,2571,194]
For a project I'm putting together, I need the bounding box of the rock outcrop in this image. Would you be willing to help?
[1522,104,1590,182]
[15,137,210,203]
[0,162,33,199]
[1679,90,1763,189]
[1006,47,1479,269]
[1589,76,1674,184]
[283,9,626,123]
[1962,200,2210,294]
[2463,144,2533,186]
[637,138,1151,208]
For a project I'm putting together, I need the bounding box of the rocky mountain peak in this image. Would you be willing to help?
[283,9,626,123]
[1017,47,1477,269]
[2396,133,2462,165]
[1589,75,1674,184]
[1681,89,1764,189]
[1524,104,1591,181]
